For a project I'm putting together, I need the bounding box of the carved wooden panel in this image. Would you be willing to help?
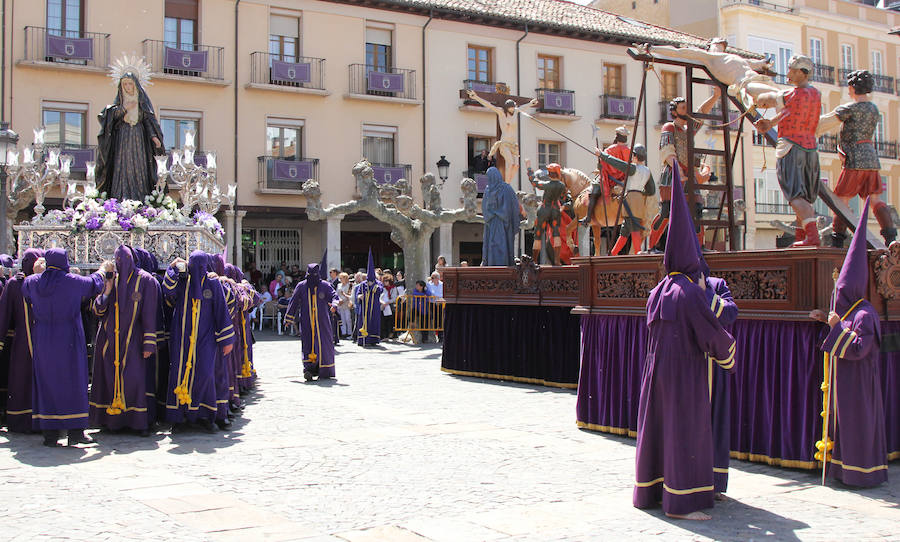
[715,269,788,300]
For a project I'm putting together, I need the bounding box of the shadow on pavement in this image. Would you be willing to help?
[647,498,809,541]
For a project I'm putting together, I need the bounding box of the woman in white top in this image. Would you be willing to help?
[336,272,353,338]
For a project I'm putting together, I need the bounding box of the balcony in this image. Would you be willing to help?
[59,144,97,180]
[598,95,636,121]
[752,131,767,146]
[461,80,510,105]
[873,74,895,94]
[756,202,793,214]
[818,134,837,153]
[535,88,576,115]
[257,156,319,192]
[837,68,852,87]
[249,52,326,91]
[876,140,899,160]
[348,64,416,101]
[370,163,412,185]
[21,26,110,71]
[722,0,794,13]
[658,100,673,125]
[142,39,225,82]
[810,63,835,85]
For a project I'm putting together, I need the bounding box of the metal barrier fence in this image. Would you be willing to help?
[394,295,445,342]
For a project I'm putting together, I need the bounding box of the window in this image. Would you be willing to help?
[809,38,823,65]
[266,119,304,159]
[270,14,300,62]
[42,105,86,146]
[365,26,392,71]
[754,169,789,211]
[747,36,792,81]
[467,135,494,176]
[362,125,396,166]
[537,54,561,89]
[882,175,890,205]
[871,50,883,76]
[841,44,854,70]
[468,45,492,82]
[875,113,885,143]
[660,70,679,100]
[159,110,201,150]
[603,64,623,95]
[47,0,82,36]
[537,141,562,169]
[164,0,198,50]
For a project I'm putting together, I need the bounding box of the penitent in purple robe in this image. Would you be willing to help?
[226,265,260,392]
[209,253,236,421]
[162,251,235,423]
[634,161,736,516]
[285,264,339,378]
[355,281,383,347]
[819,197,888,487]
[22,248,105,430]
[89,246,159,430]
[704,277,738,494]
[0,249,42,431]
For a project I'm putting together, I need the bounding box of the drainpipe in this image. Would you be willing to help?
[421,10,432,177]
[1,0,6,120]
[232,0,240,264]
[516,24,528,253]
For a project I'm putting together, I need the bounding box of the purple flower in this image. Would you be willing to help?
[103,198,119,213]
[118,216,134,231]
[141,207,158,218]
[86,216,102,230]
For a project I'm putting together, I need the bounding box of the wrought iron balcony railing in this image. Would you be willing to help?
[876,140,898,160]
[249,52,325,90]
[598,94,636,121]
[873,74,895,94]
[257,156,319,191]
[818,134,838,153]
[349,64,416,100]
[535,88,576,115]
[810,63,835,85]
[756,202,793,214]
[23,26,110,69]
[142,39,225,81]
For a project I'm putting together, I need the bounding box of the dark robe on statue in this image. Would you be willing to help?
[96,73,164,201]
[89,246,159,430]
[634,163,736,517]
[285,264,339,379]
[481,167,520,266]
[162,251,235,423]
[820,198,888,487]
[22,249,105,430]
[0,249,42,432]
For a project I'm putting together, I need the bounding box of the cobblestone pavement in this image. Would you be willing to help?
[1,332,898,541]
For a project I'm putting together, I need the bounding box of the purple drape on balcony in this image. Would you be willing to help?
[164,47,208,72]
[273,159,314,182]
[271,60,311,83]
[576,315,900,468]
[543,91,574,113]
[62,148,95,170]
[367,71,404,92]
[371,166,405,185]
[604,96,634,117]
[46,34,93,59]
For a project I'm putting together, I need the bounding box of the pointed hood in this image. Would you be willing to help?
[209,253,226,277]
[647,162,701,324]
[834,197,870,315]
[319,249,328,276]
[663,163,702,279]
[27,248,70,298]
[20,248,44,276]
[0,254,13,268]
[224,263,239,282]
[116,245,138,296]
[307,263,321,284]
[188,250,209,300]
[366,248,376,283]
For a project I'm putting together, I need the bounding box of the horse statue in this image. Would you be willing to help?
[557,167,654,256]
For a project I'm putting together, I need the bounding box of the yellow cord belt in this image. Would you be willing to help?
[174,298,201,405]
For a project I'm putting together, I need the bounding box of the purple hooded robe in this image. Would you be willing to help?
[356,250,383,346]
[22,248,105,430]
[820,198,888,487]
[285,263,339,378]
[633,163,737,516]
[162,251,235,423]
[89,246,159,430]
[0,249,43,431]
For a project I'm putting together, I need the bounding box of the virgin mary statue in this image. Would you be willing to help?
[96,55,165,201]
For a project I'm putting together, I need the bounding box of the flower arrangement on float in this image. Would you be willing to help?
[33,187,225,240]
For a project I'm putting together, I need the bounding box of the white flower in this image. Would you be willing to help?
[132,215,149,230]
[103,213,118,228]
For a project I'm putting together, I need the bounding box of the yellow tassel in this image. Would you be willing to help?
[176,299,201,406]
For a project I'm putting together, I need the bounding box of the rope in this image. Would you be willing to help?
[174,298,201,406]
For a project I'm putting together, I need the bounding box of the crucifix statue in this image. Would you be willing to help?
[466,90,538,185]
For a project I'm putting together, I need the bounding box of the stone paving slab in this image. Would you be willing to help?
[1,332,898,541]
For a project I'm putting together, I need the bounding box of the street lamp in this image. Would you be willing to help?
[0,122,20,254]
[436,155,450,187]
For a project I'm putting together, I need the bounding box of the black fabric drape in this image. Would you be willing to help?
[441,304,580,388]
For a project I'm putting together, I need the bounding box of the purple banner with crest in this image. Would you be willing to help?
[468,82,496,94]
[605,96,634,117]
[46,34,93,60]
[166,153,207,169]
[62,148,96,171]
[367,71,404,92]
[273,160,314,182]
[543,91,575,113]
[372,166,405,185]
[271,60,311,83]
[164,47,208,72]
[474,174,489,193]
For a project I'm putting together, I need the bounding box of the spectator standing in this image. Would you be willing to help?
[336,272,353,338]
